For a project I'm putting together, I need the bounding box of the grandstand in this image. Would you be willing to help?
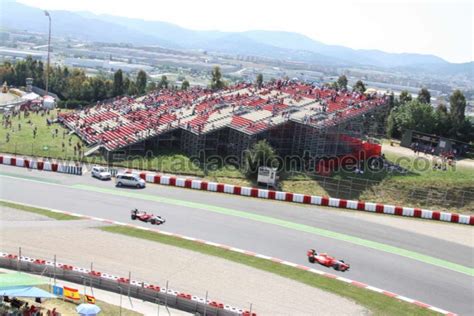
[59,80,389,160]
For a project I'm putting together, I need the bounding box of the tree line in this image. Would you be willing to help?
[0,57,224,107]
[331,75,471,143]
[0,57,153,106]
[387,88,472,143]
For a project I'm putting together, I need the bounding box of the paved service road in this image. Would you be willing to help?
[0,165,473,314]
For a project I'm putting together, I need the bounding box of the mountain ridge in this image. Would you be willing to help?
[1,0,472,74]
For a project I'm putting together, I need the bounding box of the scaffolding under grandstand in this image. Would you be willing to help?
[59,81,389,161]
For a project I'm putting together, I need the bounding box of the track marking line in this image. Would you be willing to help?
[1,171,472,277]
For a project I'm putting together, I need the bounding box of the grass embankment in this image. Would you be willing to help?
[101,225,436,316]
[0,200,79,220]
[0,109,82,159]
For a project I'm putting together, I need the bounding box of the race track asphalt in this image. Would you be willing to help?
[0,165,472,315]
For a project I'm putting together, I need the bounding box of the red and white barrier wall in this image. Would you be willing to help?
[0,155,82,175]
[133,171,473,226]
[0,252,252,316]
[1,152,470,225]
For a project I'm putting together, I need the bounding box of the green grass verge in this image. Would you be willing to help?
[0,200,79,220]
[0,109,82,160]
[100,225,436,316]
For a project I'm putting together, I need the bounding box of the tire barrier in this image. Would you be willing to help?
[0,252,249,316]
[0,155,82,176]
[117,170,472,226]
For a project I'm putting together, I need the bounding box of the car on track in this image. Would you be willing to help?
[115,173,146,188]
[307,249,350,272]
[91,166,112,180]
[131,209,166,225]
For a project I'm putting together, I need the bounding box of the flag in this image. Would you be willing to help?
[85,295,96,304]
[63,286,80,300]
[53,285,63,296]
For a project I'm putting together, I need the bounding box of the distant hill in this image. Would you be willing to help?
[1,0,472,74]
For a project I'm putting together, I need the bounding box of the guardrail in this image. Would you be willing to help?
[0,154,82,175]
[124,169,473,225]
[0,252,254,316]
[1,152,471,225]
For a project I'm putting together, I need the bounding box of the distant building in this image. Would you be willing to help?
[0,48,47,61]
[42,95,55,109]
[63,57,153,73]
[0,83,41,112]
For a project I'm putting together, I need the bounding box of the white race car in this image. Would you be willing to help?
[130,209,166,225]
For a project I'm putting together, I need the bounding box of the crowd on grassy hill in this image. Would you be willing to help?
[0,296,59,316]
[1,107,85,158]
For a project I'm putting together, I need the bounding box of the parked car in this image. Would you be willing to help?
[115,173,146,188]
[91,166,112,180]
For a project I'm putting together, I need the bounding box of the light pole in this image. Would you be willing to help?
[44,10,51,98]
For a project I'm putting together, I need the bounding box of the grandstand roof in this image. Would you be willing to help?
[59,81,387,151]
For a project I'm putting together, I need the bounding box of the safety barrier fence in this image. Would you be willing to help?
[1,152,471,225]
[0,252,254,316]
[0,154,82,175]
[125,169,473,225]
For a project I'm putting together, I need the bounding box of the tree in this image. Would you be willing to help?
[449,90,466,127]
[158,75,169,89]
[386,110,398,138]
[243,140,279,179]
[387,100,436,137]
[104,79,114,98]
[0,61,16,85]
[147,81,157,93]
[90,76,107,101]
[399,90,412,104]
[417,88,431,104]
[434,103,452,136]
[34,61,44,88]
[128,80,138,96]
[123,77,131,95]
[113,69,124,96]
[136,70,147,95]
[80,80,93,101]
[181,79,190,91]
[336,75,348,90]
[256,73,263,89]
[64,68,87,100]
[352,80,366,93]
[14,61,29,86]
[387,91,398,110]
[210,66,225,90]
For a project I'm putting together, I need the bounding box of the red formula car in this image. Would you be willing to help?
[307,249,350,272]
[130,209,166,225]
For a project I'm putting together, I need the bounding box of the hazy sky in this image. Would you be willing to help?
[17,0,473,63]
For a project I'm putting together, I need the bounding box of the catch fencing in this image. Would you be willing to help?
[0,251,255,316]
